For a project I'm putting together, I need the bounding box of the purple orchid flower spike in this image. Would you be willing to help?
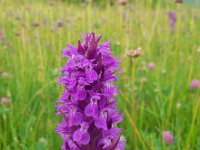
[56,32,125,150]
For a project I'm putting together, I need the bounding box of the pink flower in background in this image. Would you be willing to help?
[1,97,10,104]
[55,19,64,28]
[163,131,174,144]
[147,62,155,70]
[190,80,199,90]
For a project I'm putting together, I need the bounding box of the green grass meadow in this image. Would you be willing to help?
[0,0,200,149]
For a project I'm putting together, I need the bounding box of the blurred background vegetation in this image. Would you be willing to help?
[0,0,200,150]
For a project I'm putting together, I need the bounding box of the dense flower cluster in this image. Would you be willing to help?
[190,79,199,90]
[56,33,124,150]
[163,131,174,145]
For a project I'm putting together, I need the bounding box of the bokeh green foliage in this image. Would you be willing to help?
[0,0,200,149]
